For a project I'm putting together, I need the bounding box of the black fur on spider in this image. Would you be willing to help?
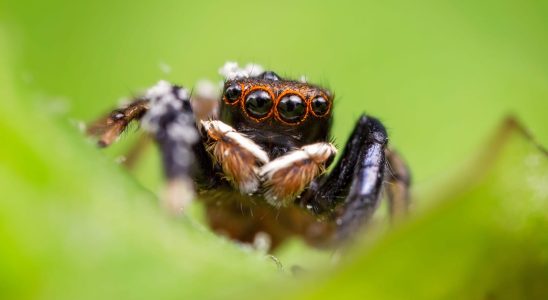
[88,62,411,250]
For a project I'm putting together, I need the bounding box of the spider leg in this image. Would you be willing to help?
[200,120,269,194]
[139,81,218,214]
[300,114,389,240]
[118,133,152,170]
[260,142,337,207]
[89,81,217,214]
[384,148,411,222]
[91,81,221,171]
[87,99,149,147]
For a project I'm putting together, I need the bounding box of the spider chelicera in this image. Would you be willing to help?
[88,62,411,250]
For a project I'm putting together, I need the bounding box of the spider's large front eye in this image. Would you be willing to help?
[224,84,242,104]
[311,96,329,117]
[244,90,273,118]
[277,94,306,123]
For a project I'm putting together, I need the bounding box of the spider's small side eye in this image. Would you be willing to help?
[244,90,273,119]
[224,84,242,104]
[311,96,330,117]
[277,94,306,123]
[259,71,280,81]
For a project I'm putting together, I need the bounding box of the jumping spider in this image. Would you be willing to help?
[88,62,410,250]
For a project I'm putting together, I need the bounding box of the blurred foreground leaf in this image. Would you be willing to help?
[1,26,547,300]
[280,121,548,299]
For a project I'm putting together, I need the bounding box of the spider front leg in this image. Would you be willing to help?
[89,81,216,214]
[142,82,221,214]
[200,120,270,194]
[260,143,338,207]
[301,115,394,241]
[385,148,411,221]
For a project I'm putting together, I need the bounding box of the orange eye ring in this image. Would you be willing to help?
[274,90,308,126]
[240,85,275,123]
[222,82,244,105]
[308,92,332,118]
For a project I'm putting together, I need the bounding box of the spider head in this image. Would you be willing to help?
[219,71,333,155]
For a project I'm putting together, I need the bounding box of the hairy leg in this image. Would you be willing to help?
[89,81,217,214]
[260,142,337,207]
[201,120,269,194]
[200,119,337,207]
[87,99,149,147]
[96,81,222,171]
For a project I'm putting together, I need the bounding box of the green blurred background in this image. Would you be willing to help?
[2,0,547,195]
[0,0,547,299]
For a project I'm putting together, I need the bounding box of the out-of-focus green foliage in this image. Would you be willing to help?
[280,128,548,300]
[0,0,547,299]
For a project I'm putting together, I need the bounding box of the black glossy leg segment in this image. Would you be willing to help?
[301,114,388,239]
[334,133,386,239]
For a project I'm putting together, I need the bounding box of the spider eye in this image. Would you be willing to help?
[277,94,306,123]
[224,84,242,103]
[259,71,280,81]
[311,96,329,116]
[244,90,273,118]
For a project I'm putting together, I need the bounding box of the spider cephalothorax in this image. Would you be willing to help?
[200,72,338,206]
[88,62,410,250]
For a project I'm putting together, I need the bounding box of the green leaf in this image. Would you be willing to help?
[276,123,548,300]
[1,1,547,298]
